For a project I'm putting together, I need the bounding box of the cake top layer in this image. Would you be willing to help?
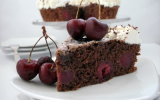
[105,25,142,44]
[57,37,112,54]
[69,0,121,7]
[36,0,121,9]
[36,0,67,9]
[58,25,141,52]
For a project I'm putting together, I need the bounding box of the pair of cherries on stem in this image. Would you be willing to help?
[16,56,57,85]
[67,17,109,40]
[16,27,57,85]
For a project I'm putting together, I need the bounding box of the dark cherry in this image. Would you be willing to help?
[39,63,57,85]
[97,61,114,81]
[58,70,74,84]
[85,17,108,40]
[37,56,54,66]
[16,59,40,80]
[67,19,86,40]
[119,52,133,68]
[63,11,69,20]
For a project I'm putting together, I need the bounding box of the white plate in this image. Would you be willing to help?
[11,56,160,100]
[5,47,56,56]
[2,44,56,53]
[16,94,32,100]
[1,36,57,48]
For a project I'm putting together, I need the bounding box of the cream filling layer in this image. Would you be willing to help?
[36,0,121,9]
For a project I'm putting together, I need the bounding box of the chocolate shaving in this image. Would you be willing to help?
[114,32,117,34]
[133,27,138,30]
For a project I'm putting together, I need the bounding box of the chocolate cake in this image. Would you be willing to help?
[56,25,141,91]
[82,3,119,19]
[40,4,81,21]
[36,0,121,21]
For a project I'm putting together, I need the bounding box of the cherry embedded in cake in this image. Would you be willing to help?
[56,25,141,91]
[97,61,114,82]
[58,70,74,84]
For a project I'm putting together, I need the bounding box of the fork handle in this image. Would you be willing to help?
[14,50,20,63]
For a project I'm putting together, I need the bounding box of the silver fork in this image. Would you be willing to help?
[10,45,20,63]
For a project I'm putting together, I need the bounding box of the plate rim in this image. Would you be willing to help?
[4,47,56,56]
[1,36,57,48]
[10,56,160,100]
[2,43,56,52]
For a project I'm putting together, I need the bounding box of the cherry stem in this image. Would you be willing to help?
[76,0,101,20]
[28,36,44,63]
[45,37,52,58]
[42,26,52,59]
[50,64,54,70]
[48,36,58,49]
[98,0,101,20]
[42,27,58,49]
[75,0,84,19]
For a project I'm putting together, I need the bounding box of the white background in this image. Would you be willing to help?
[0,0,160,45]
[0,0,160,100]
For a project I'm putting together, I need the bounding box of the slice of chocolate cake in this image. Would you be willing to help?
[56,25,141,91]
